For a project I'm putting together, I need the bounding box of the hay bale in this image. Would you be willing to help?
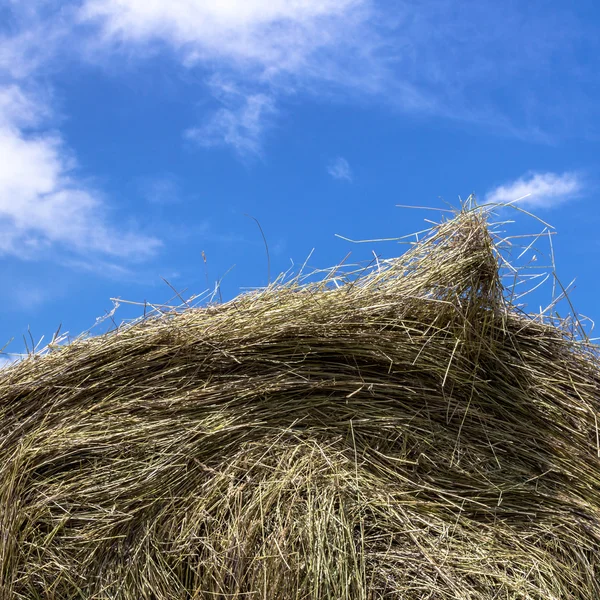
[1,209,599,599]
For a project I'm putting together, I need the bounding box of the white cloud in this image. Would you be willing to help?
[1,0,597,165]
[185,78,276,157]
[0,2,72,79]
[485,172,583,209]
[76,0,600,144]
[327,157,353,182]
[79,0,381,154]
[80,0,363,73]
[0,85,49,127]
[0,85,161,261]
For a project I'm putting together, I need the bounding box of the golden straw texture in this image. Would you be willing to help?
[1,209,599,599]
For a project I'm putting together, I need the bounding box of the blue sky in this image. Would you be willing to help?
[1,0,599,361]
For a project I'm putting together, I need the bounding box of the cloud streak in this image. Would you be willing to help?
[485,172,584,209]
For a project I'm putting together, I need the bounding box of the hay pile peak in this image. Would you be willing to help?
[1,208,599,599]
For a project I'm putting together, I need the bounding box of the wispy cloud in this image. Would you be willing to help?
[0,84,161,261]
[78,0,396,154]
[79,0,365,76]
[485,172,584,209]
[0,2,73,79]
[0,84,49,126]
[327,157,353,182]
[3,1,599,156]
[185,79,277,157]
[0,7,162,267]
[77,0,600,143]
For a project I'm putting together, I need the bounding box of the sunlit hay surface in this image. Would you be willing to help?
[1,209,600,599]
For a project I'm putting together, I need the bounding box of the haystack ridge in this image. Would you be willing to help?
[1,208,599,599]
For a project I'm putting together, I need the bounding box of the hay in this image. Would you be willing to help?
[1,207,599,599]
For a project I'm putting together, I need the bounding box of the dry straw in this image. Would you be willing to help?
[1,205,599,599]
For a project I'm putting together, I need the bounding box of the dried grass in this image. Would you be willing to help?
[1,206,599,599]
